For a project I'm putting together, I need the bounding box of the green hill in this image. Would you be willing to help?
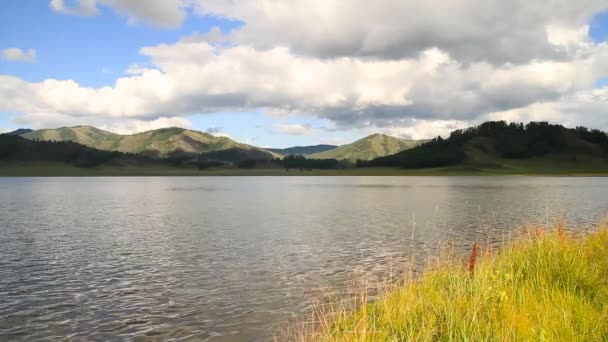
[361,121,608,170]
[22,126,274,162]
[308,134,424,161]
[267,144,337,156]
[0,134,144,167]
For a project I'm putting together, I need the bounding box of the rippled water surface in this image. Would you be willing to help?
[1,176,607,341]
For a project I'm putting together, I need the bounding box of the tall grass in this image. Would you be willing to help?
[288,222,608,341]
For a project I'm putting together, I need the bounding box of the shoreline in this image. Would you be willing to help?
[2,163,608,177]
[292,223,608,341]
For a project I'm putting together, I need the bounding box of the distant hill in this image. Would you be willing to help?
[22,126,274,162]
[0,134,147,168]
[5,128,33,136]
[361,121,608,169]
[267,144,337,156]
[309,134,424,161]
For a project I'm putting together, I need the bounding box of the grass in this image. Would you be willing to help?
[290,223,608,341]
[1,159,608,177]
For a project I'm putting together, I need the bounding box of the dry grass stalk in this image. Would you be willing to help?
[468,241,479,276]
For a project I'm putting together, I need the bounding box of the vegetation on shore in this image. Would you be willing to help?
[361,121,608,169]
[2,160,608,177]
[3,121,608,176]
[293,223,608,341]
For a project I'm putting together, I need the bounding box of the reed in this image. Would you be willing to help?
[467,241,478,277]
[288,221,608,341]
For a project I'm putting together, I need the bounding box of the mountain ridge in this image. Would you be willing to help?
[309,133,425,161]
[20,126,421,162]
[22,126,276,162]
[5,128,33,136]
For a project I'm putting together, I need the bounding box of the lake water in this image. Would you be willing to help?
[1,176,607,341]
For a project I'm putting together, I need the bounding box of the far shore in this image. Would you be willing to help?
[1,162,608,177]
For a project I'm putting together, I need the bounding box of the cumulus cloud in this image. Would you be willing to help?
[196,0,608,63]
[276,124,315,135]
[486,86,608,131]
[48,0,608,62]
[319,137,347,145]
[100,0,185,28]
[50,0,98,16]
[6,106,191,135]
[375,120,473,140]
[2,34,608,134]
[2,48,37,63]
[101,116,191,134]
[49,0,185,27]
[5,1,608,137]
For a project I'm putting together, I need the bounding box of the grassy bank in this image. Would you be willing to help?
[1,161,608,177]
[296,223,608,341]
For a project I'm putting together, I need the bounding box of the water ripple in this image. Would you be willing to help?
[0,176,607,341]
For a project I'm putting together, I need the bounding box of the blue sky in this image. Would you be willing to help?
[1,2,608,147]
[0,1,352,147]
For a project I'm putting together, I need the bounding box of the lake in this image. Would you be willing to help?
[1,176,607,341]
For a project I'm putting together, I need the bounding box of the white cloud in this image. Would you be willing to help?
[46,1,608,62]
[4,1,608,137]
[5,107,191,135]
[546,24,592,48]
[49,0,185,27]
[2,35,608,136]
[376,120,472,140]
[211,131,233,139]
[0,128,11,134]
[99,116,192,134]
[50,0,98,16]
[2,48,37,63]
[196,0,608,63]
[486,87,608,131]
[99,0,186,28]
[276,124,315,135]
[319,137,346,146]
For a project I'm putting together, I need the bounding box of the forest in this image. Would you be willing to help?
[359,121,608,169]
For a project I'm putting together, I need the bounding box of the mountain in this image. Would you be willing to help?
[308,134,424,161]
[22,126,274,162]
[267,144,337,156]
[4,128,33,136]
[361,121,608,169]
[0,134,146,168]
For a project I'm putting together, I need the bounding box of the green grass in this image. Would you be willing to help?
[293,223,608,341]
[1,160,608,177]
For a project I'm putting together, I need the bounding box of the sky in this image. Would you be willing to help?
[1,1,608,148]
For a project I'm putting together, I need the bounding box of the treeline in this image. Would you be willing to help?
[160,151,341,170]
[360,121,608,169]
[0,135,137,167]
[358,137,466,168]
[278,155,339,170]
[233,155,341,170]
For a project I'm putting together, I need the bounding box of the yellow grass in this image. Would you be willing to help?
[287,222,608,341]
